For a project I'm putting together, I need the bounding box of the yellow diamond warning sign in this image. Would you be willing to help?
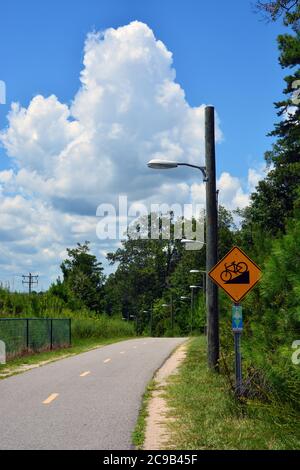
[208,246,262,303]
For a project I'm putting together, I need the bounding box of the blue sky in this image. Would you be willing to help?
[0,0,289,289]
[0,0,285,175]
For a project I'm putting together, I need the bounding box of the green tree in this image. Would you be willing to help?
[255,0,300,24]
[105,212,191,329]
[246,2,300,234]
[60,242,105,313]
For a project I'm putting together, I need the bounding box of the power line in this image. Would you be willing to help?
[22,273,38,294]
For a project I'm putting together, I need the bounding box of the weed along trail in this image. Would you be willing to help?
[143,342,188,450]
[0,337,186,450]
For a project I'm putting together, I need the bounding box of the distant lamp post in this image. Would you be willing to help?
[190,269,207,334]
[189,285,201,334]
[190,269,207,295]
[143,309,154,337]
[162,298,174,334]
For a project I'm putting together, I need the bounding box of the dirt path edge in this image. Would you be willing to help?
[143,341,189,450]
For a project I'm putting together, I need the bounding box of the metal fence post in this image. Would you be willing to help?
[69,318,72,346]
[232,303,243,396]
[234,331,242,396]
[26,319,29,351]
[50,319,53,350]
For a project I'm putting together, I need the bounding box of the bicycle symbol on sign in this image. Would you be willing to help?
[220,261,248,282]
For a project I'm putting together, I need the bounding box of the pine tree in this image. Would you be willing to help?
[249,3,300,233]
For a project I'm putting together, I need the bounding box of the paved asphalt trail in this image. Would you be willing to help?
[0,337,186,449]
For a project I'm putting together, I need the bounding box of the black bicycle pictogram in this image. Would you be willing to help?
[220,261,248,282]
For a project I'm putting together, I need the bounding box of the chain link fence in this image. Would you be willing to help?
[0,318,71,360]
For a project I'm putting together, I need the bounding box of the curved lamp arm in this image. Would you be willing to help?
[177,163,208,182]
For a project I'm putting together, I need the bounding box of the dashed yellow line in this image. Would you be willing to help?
[43,393,59,405]
[103,358,111,363]
[80,371,91,377]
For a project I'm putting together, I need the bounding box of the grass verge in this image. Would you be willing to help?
[132,380,156,449]
[163,336,300,450]
[0,336,134,379]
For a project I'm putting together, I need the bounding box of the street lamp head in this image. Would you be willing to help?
[190,269,200,273]
[147,159,179,170]
[190,285,201,289]
[147,159,207,182]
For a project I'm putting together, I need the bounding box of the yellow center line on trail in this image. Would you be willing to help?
[42,393,59,405]
[103,358,111,363]
[80,371,91,377]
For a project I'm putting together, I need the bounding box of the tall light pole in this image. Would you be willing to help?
[143,309,153,336]
[205,106,219,370]
[162,297,174,334]
[147,105,219,370]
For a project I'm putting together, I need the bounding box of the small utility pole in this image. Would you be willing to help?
[22,273,38,294]
[205,106,219,371]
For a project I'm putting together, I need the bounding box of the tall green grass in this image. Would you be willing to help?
[164,337,300,450]
[0,289,65,317]
[0,288,135,341]
[72,315,135,339]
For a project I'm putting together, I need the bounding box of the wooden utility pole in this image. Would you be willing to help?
[22,272,38,294]
[205,106,219,370]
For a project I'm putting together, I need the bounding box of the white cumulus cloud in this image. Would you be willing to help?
[0,21,263,288]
